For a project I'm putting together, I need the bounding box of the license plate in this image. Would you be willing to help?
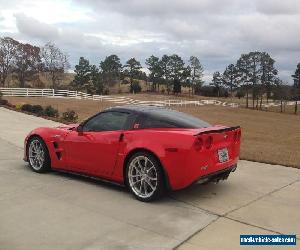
[218,148,229,162]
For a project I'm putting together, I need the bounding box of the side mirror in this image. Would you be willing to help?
[76,125,83,133]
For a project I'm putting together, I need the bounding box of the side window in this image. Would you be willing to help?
[83,112,130,132]
[142,116,177,128]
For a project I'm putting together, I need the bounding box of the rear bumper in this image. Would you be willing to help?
[166,156,239,190]
[194,164,237,185]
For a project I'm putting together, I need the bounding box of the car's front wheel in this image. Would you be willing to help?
[27,136,51,173]
[126,152,164,202]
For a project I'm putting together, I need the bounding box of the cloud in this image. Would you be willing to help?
[255,0,300,15]
[1,0,300,83]
[15,13,59,41]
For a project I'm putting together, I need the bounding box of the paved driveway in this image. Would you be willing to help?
[0,107,299,250]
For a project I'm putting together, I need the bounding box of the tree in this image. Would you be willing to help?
[13,42,41,87]
[246,52,262,109]
[145,55,162,92]
[292,63,300,114]
[0,37,19,86]
[90,65,103,94]
[73,57,91,89]
[173,78,181,94]
[189,56,204,95]
[236,54,251,108]
[292,63,300,88]
[100,54,122,88]
[210,71,223,97]
[222,64,239,96]
[273,78,289,113]
[41,42,69,89]
[235,51,278,109]
[236,52,262,108]
[159,55,171,93]
[168,54,185,94]
[260,52,277,105]
[168,54,185,80]
[124,58,142,92]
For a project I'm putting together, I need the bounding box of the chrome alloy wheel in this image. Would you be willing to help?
[28,139,45,171]
[128,156,158,199]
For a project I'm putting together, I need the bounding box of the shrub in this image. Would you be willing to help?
[0,99,8,105]
[31,105,44,115]
[62,109,78,122]
[44,105,59,118]
[122,79,129,85]
[21,104,33,112]
[15,103,23,110]
[129,80,141,93]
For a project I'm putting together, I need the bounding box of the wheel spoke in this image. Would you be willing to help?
[148,176,157,181]
[144,179,155,191]
[129,174,142,178]
[143,181,148,195]
[130,178,141,186]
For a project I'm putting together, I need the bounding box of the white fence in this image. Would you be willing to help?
[9,87,298,109]
[0,87,243,107]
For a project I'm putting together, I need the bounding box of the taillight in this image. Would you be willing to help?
[205,136,213,149]
[194,137,204,151]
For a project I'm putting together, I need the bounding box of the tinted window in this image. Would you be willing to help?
[142,116,177,128]
[83,112,130,132]
[142,109,211,129]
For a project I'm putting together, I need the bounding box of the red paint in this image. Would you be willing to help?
[24,124,241,190]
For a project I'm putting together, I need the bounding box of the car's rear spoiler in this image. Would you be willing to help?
[195,126,241,136]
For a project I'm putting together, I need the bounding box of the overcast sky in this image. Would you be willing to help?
[1,0,300,83]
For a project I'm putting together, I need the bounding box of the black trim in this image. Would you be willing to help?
[196,126,240,135]
[194,164,237,184]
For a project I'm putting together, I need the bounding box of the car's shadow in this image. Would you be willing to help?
[22,162,227,205]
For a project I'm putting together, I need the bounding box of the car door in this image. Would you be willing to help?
[64,111,132,177]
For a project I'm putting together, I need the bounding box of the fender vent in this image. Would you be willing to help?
[56,152,61,160]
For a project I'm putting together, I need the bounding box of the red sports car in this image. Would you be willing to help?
[24,105,241,201]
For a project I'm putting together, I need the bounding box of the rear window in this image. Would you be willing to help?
[141,109,211,129]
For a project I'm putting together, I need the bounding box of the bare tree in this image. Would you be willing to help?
[14,43,41,87]
[40,42,69,89]
[0,37,19,86]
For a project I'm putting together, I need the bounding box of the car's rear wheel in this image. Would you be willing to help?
[27,136,51,173]
[126,152,164,202]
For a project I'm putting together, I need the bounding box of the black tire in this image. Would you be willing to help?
[125,151,165,202]
[27,136,51,173]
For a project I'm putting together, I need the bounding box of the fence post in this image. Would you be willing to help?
[26,88,29,97]
[52,89,55,97]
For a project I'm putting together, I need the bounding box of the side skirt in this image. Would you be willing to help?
[51,168,126,188]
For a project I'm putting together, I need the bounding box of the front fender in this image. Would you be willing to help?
[24,127,69,168]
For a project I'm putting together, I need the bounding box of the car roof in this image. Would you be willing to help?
[107,105,166,114]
